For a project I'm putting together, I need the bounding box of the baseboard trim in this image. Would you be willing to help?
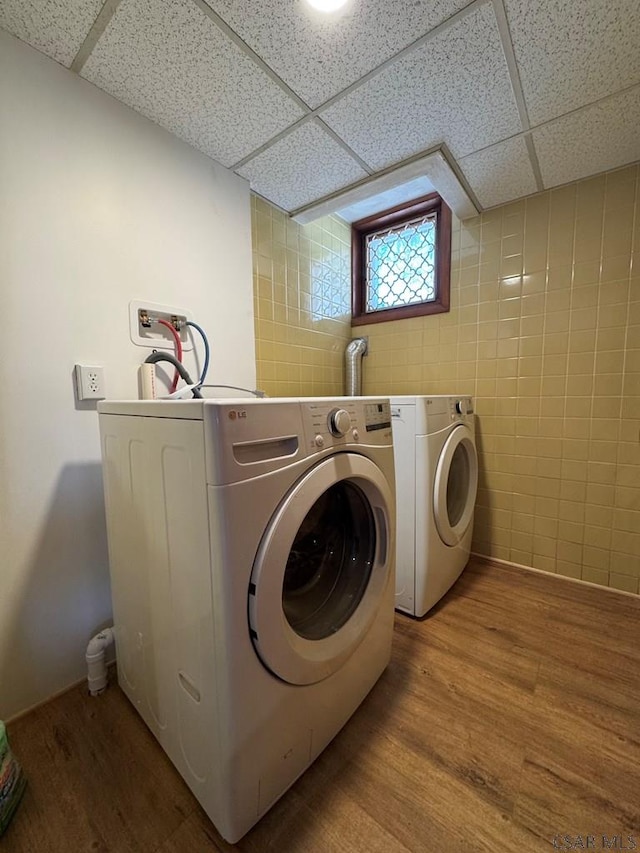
[5,659,117,725]
[471,551,640,600]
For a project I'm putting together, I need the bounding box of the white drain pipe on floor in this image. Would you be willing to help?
[86,628,115,696]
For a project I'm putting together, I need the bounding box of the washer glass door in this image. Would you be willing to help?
[282,479,375,640]
[249,452,393,686]
[433,425,478,547]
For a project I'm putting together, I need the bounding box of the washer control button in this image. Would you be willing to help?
[352,428,359,441]
[314,434,325,448]
[328,408,351,437]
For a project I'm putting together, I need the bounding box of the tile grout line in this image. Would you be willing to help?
[549,187,569,579]
[590,183,610,458]
[615,167,640,467]
[518,193,549,570]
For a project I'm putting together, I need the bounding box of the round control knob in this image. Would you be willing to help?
[328,408,351,437]
[455,400,465,415]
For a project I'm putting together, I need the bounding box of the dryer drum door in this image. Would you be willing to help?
[249,452,393,686]
[433,424,478,547]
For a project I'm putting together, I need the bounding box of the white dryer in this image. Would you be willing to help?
[98,397,395,843]
[390,395,478,617]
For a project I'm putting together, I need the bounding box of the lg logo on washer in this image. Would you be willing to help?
[228,410,247,420]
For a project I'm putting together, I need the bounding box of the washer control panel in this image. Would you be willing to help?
[363,401,393,432]
[328,407,352,436]
[302,399,392,450]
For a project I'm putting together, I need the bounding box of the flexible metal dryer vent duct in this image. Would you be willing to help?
[345,337,368,396]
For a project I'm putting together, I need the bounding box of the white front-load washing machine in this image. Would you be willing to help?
[98,396,395,843]
[390,395,478,617]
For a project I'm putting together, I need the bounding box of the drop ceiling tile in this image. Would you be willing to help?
[0,0,103,66]
[459,136,538,209]
[504,0,640,126]
[320,3,522,170]
[533,88,640,189]
[237,120,368,212]
[202,0,471,109]
[80,0,305,167]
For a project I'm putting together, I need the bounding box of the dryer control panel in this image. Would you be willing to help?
[434,396,473,431]
[450,396,474,420]
[390,395,475,435]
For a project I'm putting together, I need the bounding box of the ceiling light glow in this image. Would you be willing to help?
[306,0,349,12]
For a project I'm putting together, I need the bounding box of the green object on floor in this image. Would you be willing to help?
[0,720,26,836]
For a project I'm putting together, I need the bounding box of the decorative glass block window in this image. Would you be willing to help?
[351,193,451,325]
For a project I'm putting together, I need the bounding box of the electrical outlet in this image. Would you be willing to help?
[75,365,106,400]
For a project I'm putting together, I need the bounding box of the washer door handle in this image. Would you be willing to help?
[375,506,388,566]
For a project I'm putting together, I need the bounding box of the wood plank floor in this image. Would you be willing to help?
[5,558,640,852]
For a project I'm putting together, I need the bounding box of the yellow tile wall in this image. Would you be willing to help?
[252,167,639,595]
[356,164,640,595]
[252,194,352,397]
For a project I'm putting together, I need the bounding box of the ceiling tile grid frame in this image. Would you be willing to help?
[80,0,306,168]
[0,0,104,67]
[319,1,523,172]
[237,119,369,212]
[1,0,639,215]
[532,87,640,189]
[201,0,473,110]
[503,0,640,126]
[458,135,537,208]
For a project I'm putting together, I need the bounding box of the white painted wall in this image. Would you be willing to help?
[0,32,255,720]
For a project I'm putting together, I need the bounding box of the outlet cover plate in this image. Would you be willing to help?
[75,364,106,400]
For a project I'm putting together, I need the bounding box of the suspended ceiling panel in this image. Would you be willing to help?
[532,88,640,189]
[1,0,640,217]
[81,0,305,167]
[504,0,640,125]
[459,137,538,209]
[201,0,470,109]
[320,4,523,170]
[0,0,103,66]
[237,120,368,211]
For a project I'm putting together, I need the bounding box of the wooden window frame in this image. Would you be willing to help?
[351,192,451,326]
